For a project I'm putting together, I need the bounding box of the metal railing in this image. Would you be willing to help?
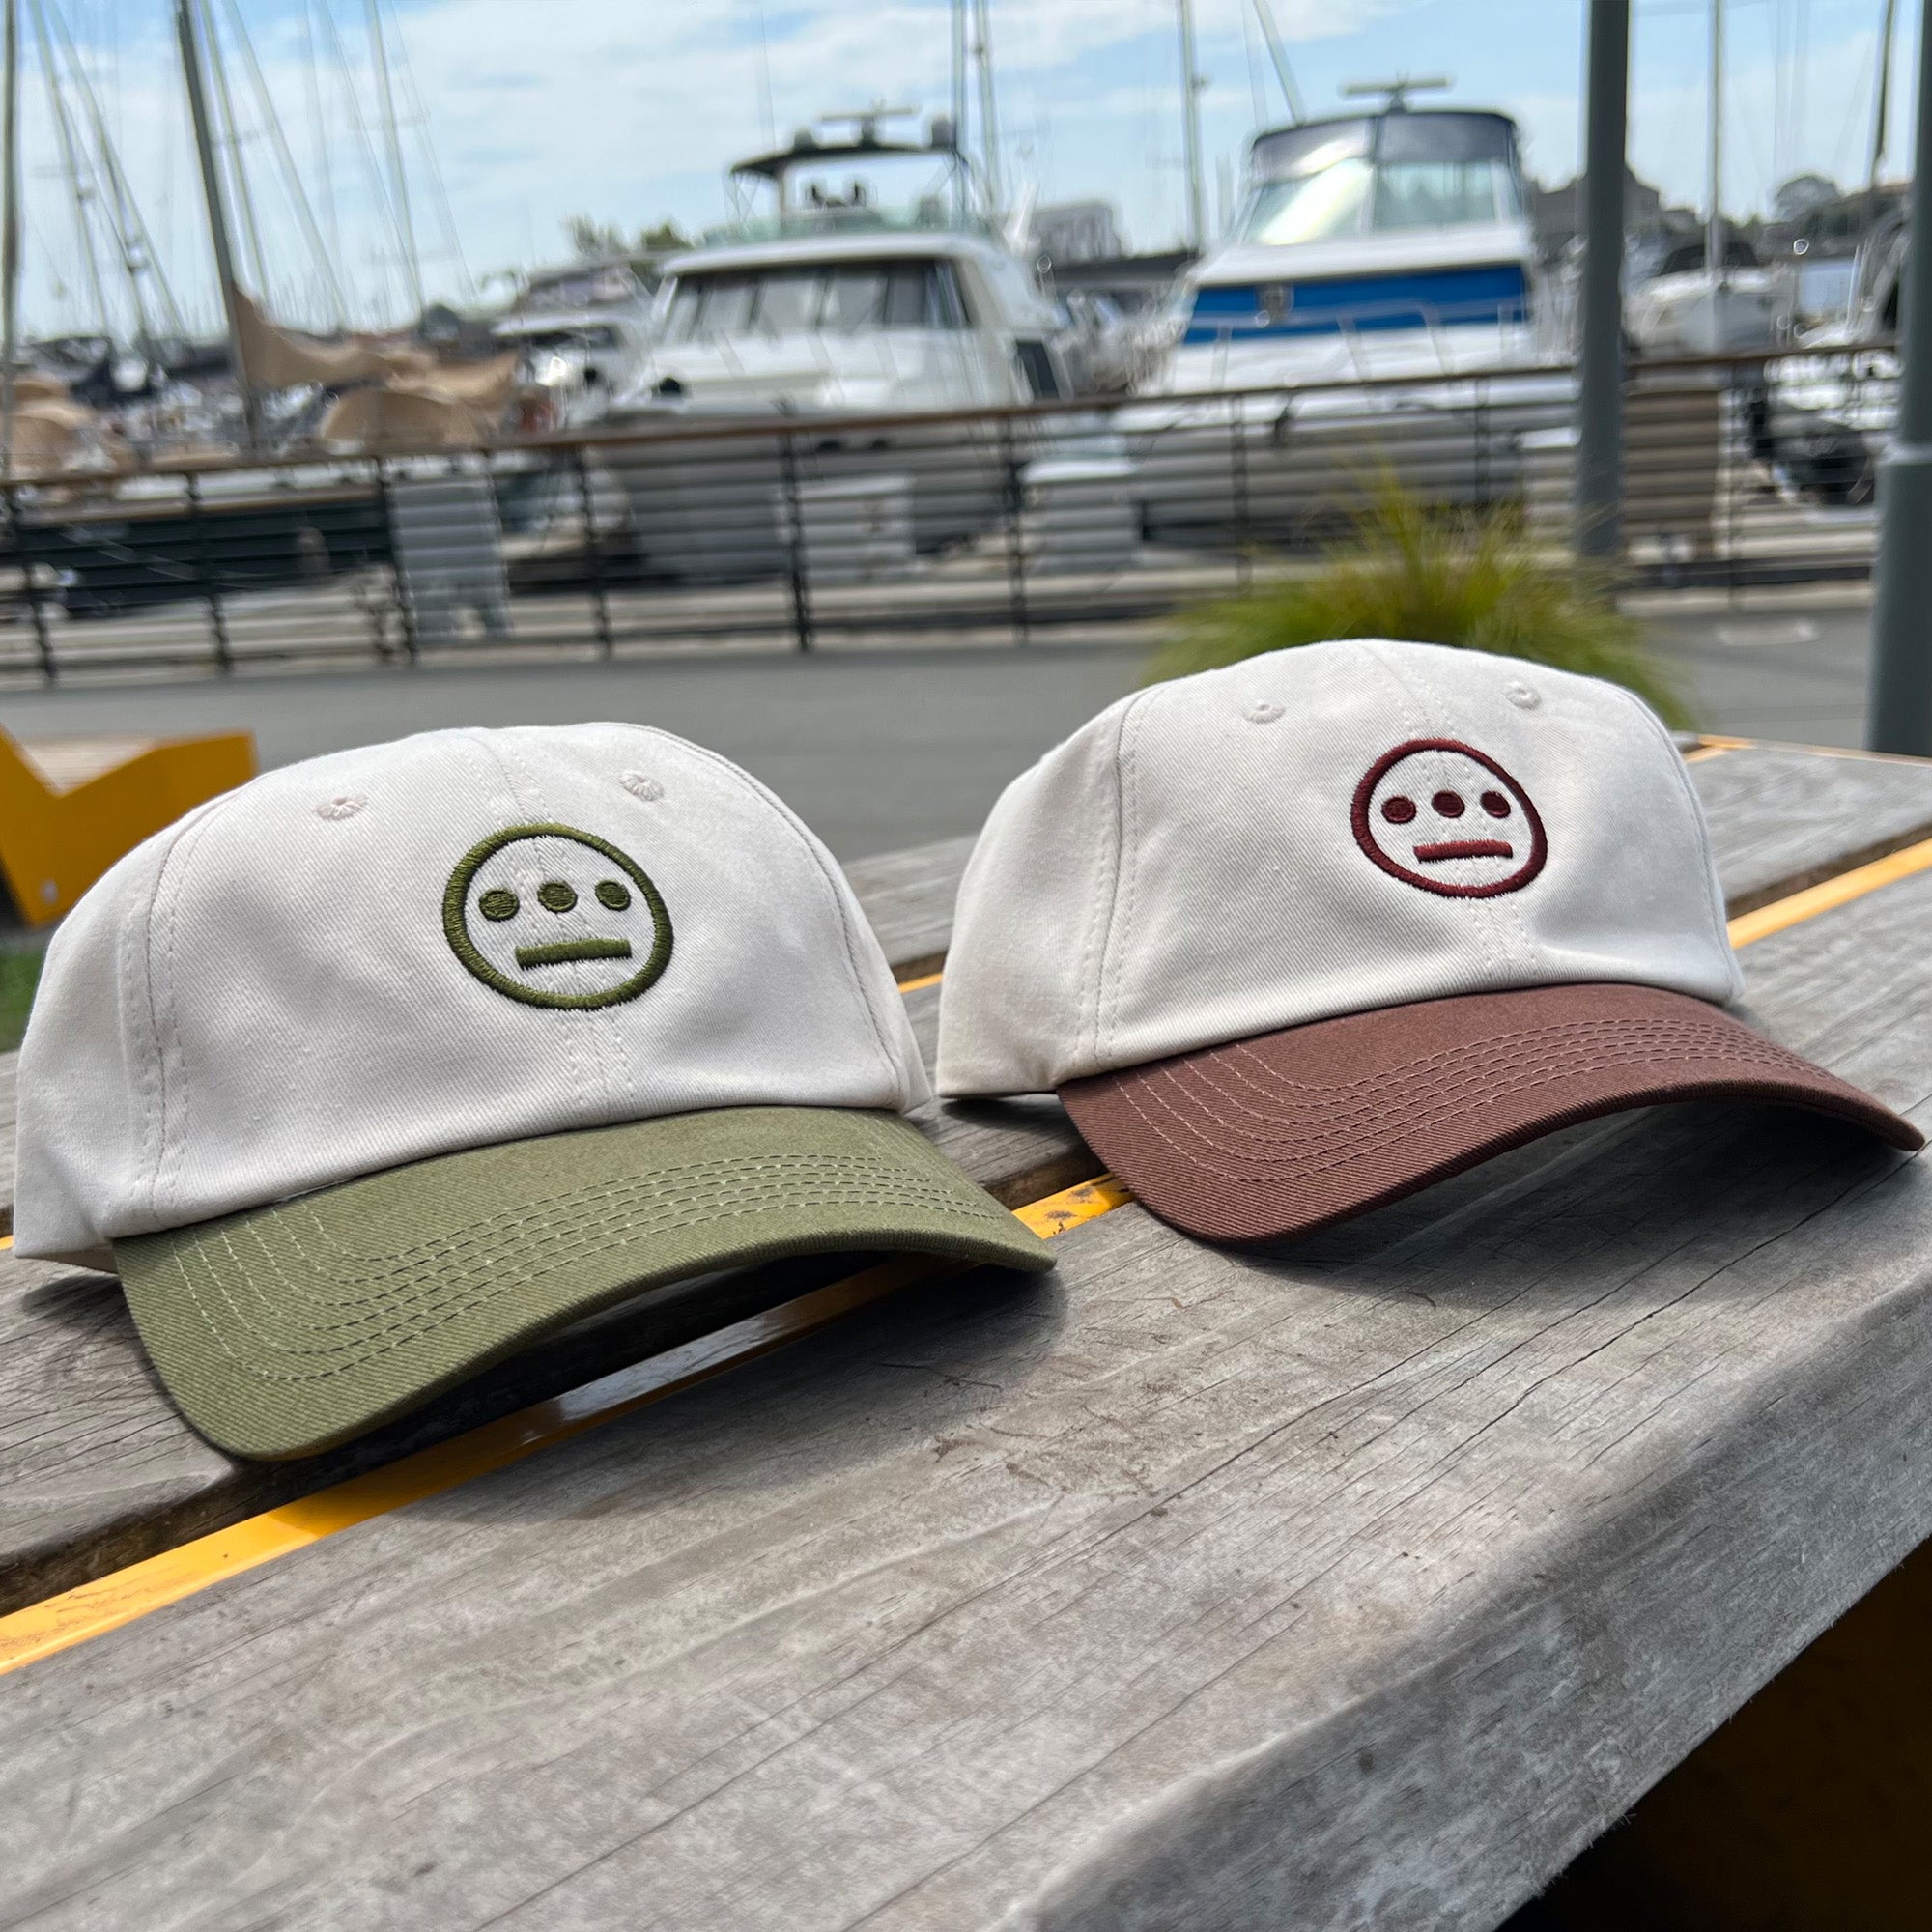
[0,343,1893,684]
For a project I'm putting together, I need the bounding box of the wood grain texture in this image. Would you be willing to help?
[4,867,1932,1930]
[1690,745,1932,915]
[0,751,1918,1625]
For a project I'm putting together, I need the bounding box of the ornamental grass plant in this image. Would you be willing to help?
[1145,481,1692,729]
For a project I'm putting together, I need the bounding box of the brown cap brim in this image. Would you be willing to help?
[1058,984,1922,1246]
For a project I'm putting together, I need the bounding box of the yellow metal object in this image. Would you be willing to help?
[0,725,255,927]
[895,969,945,993]
[1728,835,1932,948]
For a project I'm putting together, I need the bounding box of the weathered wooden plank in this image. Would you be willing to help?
[0,750,1916,1623]
[1692,743,1932,915]
[3,864,1930,1930]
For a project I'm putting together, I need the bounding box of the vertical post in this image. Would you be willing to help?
[185,473,233,674]
[951,0,969,222]
[573,445,613,659]
[1575,0,1630,564]
[1177,0,1207,252]
[778,430,813,653]
[177,0,260,451]
[1865,0,1932,753]
[377,461,418,662]
[1000,413,1030,644]
[3,483,56,682]
[1,0,18,480]
[1230,393,1253,590]
[1706,0,1724,287]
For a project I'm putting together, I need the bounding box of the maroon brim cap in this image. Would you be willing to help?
[1057,983,1923,1246]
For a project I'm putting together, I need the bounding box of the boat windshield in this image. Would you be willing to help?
[709,146,985,244]
[1236,112,1522,246]
[660,258,970,339]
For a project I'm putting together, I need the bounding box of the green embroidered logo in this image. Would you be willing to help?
[442,824,672,1009]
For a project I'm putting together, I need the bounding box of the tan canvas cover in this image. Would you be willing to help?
[412,353,521,412]
[3,397,129,475]
[316,385,484,452]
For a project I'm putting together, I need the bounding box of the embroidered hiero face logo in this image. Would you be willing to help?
[442,824,672,1009]
[1350,739,1548,897]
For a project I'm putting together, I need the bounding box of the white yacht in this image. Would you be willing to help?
[603,111,1073,582]
[1126,93,1564,546]
[493,260,657,431]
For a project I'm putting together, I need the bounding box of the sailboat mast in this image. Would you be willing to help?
[365,0,423,318]
[2,0,19,477]
[1870,0,1899,195]
[176,0,258,449]
[1706,0,1723,285]
[1178,0,1207,250]
[971,0,1002,213]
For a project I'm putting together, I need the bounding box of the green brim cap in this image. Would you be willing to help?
[115,1106,1054,1461]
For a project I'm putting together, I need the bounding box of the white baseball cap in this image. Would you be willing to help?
[14,723,1050,1458]
[936,639,1918,1241]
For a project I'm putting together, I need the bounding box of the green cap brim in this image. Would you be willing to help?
[114,1107,1054,1461]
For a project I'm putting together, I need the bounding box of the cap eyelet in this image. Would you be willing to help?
[1504,681,1541,711]
[1244,699,1285,724]
[315,795,367,821]
[620,771,665,801]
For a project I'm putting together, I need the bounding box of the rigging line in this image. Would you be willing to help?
[27,0,110,340]
[215,0,347,327]
[43,0,185,340]
[309,0,402,321]
[301,0,338,272]
[381,0,472,302]
[363,0,421,317]
[197,0,270,303]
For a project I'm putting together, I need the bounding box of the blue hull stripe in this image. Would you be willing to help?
[1183,263,1529,344]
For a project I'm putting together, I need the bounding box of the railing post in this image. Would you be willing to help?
[573,444,614,659]
[375,461,418,664]
[1000,412,1030,644]
[778,427,814,653]
[185,471,232,674]
[3,480,57,684]
[1230,391,1253,590]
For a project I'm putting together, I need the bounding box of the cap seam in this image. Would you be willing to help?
[1608,682,1739,990]
[1095,685,1165,1071]
[629,726,913,1104]
[142,792,248,1232]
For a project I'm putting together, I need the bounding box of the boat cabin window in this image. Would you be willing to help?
[662,260,970,338]
[1237,111,1522,246]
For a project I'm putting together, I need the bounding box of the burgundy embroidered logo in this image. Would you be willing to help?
[1351,739,1548,897]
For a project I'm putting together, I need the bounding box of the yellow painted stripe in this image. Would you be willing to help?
[1681,745,1732,765]
[0,1235,12,1251]
[896,969,944,993]
[0,1173,1127,1679]
[1728,834,1932,948]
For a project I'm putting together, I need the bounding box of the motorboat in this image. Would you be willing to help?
[1757,211,1900,506]
[601,110,1075,583]
[1625,229,1778,358]
[1123,90,1567,549]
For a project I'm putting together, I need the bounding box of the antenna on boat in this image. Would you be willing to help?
[365,0,424,320]
[1248,0,1305,124]
[814,104,921,147]
[1177,0,1207,250]
[971,0,1003,213]
[29,0,111,345]
[1870,0,1900,196]
[1340,75,1451,112]
[1707,0,1723,290]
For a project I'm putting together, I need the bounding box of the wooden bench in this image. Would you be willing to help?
[3,738,1932,1928]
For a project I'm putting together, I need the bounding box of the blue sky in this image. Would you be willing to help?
[10,0,1918,335]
